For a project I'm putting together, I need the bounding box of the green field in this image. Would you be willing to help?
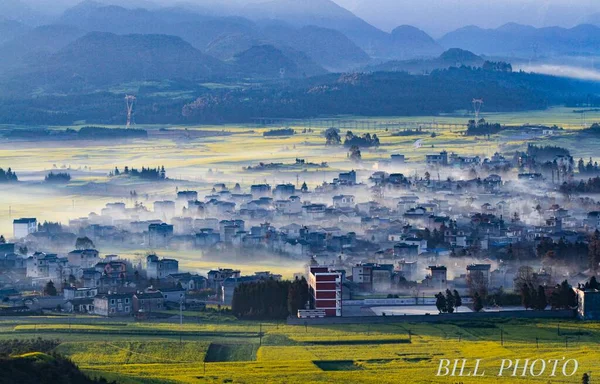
[0,316,598,383]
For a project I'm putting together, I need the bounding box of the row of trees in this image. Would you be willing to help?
[519,280,577,311]
[466,119,504,136]
[519,284,547,310]
[435,289,463,313]
[109,166,166,180]
[560,176,600,195]
[45,172,71,183]
[0,168,18,183]
[577,157,600,175]
[263,128,295,137]
[344,131,380,148]
[231,277,309,319]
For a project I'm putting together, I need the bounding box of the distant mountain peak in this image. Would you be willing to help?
[439,48,481,62]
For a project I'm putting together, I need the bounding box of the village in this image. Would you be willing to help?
[2,142,600,322]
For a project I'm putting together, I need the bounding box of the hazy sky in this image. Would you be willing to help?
[21,0,600,36]
[334,0,600,36]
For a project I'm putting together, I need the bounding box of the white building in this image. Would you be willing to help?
[13,218,37,239]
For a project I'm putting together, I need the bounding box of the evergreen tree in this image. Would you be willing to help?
[535,285,547,311]
[589,230,600,272]
[453,290,462,312]
[435,292,447,313]
[445,289,455,314]
[43,281,57,296]
[0,235,5,244]
[520,283,532,310]
[473,292,484,312]
[549,280,577,309]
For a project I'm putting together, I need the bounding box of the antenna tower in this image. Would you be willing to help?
[125,95,136,128]
[472,98,484,121]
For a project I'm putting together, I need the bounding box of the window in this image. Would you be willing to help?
[125,298,129,304]
[125,306,130,312]
[110,299,115,304]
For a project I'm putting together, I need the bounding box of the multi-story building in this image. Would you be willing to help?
[26,252,68,282]
[207,268,241,290]
[352,263,393,292]
[425,265,447,290]
[466,264,492,288]
[93,293,133,317]
[67,249,100,269]
[133,290,165,314]
[426,151,448,166]
[63,287,98,300]
[148,223,174,247]
[146,254,178,279]
[154,200,176,218]
[575,288,600,320]
[332,195,355,209]
[13,218,37,239]
[308,266,342,317]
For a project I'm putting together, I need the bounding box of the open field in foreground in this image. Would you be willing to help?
[0,316,598,383]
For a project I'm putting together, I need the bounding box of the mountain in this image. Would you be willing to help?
[0,0,50,25]
[0,19,31,44]
[21,32,226,89]
[365,48,483,74]
[389,25,443,59]
[233,44,327,78]
[54,3,370,70]
[242,0,392,59]
[439,23,600,57]
[260,25,370,71]
[0,25,86,73]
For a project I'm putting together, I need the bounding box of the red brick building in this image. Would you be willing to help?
[308,266,342,317]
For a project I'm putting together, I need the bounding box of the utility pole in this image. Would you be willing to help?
[180,298,183,326]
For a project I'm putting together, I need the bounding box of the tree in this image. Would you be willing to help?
[589,230,600,273]
[435,292,447,313]
[287,277,309,315]
[535,285,547,311]
[18,246,28,255]
[473,292,484,312]
[0,235,5,244]
[549,280,577,310]
[349,145,361,162]
[44,281,57,296]
[520,283,532,310]
[453,290,462,312]
[325,128,341,145]
[75,236,95,250]
[587,276,600,290]
[445,289,455,313]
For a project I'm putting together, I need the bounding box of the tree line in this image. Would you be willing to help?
[0,168,18,183]
[109,166,166,180]
[231,277,309,319]
[45,172,71,183]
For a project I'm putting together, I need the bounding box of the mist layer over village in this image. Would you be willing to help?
[2,0,600,383]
